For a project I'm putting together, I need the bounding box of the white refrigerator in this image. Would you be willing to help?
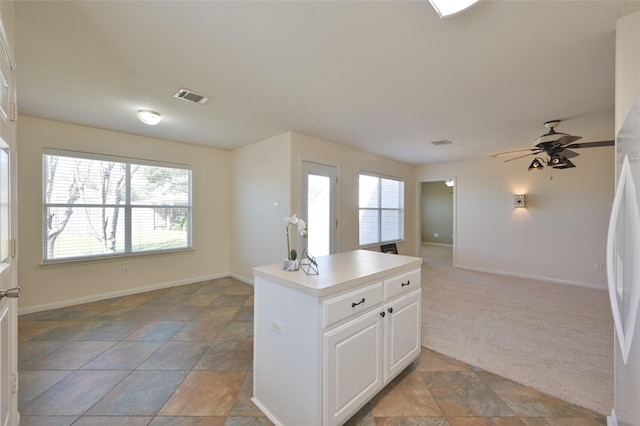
[607,96,640,426]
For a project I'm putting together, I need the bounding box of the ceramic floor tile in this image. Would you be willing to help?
[18,370,73,407]
[29,320,103,341]
[17,278,608,425]
[78,321,147,340]
[72,416,153,425]
[22,340,116,370]
[20,370,129,415]
[423,371,516,417]
[196,306,240,322]
[81,341,164,370]
[194,341,253,371]
[215,321,253,342]
[448,418,527,426]
[372,418,451,426]
[138,341,211,370]
[18,340,68,368]
[171,321,227,342]
[87,370,188,415]
[149,417,227,425]
[412,348,473,372]
[231,306,254,322]
[158,370,246,416]
[228,369,263,417]
[19,416,78,426]
[478,372,602,418]
[124,320,188,341]
[208,295,250,307]
[18,320,67,341]
[164,306,205,321]
[519,418,606,426]
[370,370,444,417]
[223,417,274,426]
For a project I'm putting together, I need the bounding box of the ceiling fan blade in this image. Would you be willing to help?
[554,135,582,145]
[490,148,537,158]
[503,151,541,162]
[564,140,615,149]
[562,149,580,159]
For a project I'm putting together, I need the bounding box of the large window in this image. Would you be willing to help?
[43,149,192,262]
[359,173,404,246]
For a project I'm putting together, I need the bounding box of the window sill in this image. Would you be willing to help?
[38,248,194,269]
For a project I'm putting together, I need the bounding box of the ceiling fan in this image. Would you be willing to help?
[491,120,614,170]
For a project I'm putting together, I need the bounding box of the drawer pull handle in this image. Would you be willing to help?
[380,311,386,318]
[388,307,393,314]
[352,298,365,308]
[401,280,410,287]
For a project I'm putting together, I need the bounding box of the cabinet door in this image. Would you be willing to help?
[324,309,383,426]
[384,289,421,383]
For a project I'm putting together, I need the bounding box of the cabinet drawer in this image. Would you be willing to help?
[323,282,383,329]
[384,269,421,300]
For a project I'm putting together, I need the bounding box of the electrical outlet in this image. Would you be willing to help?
[484,252,490,258]
[595,263,603,271]
[434,233,439,238]
[122,266,129,275]
[272,319,284,335]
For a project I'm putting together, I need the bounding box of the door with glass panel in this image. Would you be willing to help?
[301,161,338,257]
[0,4,18,424]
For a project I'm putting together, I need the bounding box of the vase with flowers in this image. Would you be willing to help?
[284,213,307,271]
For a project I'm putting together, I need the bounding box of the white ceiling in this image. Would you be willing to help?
[13,1,640,165]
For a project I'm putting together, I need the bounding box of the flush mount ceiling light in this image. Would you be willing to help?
[137,109,162,126]
[429,0,481,18]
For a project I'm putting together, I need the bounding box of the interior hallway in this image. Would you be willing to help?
[18,276,605,425]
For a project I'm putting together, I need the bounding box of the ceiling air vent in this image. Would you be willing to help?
[174,88,209,105]
[430,139,452,146]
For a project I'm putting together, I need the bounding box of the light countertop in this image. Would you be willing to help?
[253,250,422,297]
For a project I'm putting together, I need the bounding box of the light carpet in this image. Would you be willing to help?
[420,261,613,415]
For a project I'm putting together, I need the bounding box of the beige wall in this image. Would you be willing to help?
[230,132,292,283]
[17,116,232,313]
[290,133,418,256]
[421,181,454,245]
[417,144,614,289]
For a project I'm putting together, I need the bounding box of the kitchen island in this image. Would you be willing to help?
[252,250,422,426]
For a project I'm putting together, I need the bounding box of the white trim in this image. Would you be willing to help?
[43,147,192,170]
[457,264,607,291]
[607,409,618,426]
[17,273,232,315]
[230,271,254,286]
[421,242,453,248]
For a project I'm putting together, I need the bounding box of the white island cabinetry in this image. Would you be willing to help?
[252,250,422,426]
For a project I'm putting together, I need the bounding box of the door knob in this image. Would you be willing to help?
[0,287,20,300]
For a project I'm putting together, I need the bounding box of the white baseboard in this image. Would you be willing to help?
[18,272,231,315]
[421,242,453,247]
[456,264,607,291]
[230,272,254,286]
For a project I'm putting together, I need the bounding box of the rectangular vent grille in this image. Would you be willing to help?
[174,89,209,104]
[430,139,452,146]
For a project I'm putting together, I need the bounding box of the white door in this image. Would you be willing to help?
[384,290,421,383]
[323,309,383,426]
[301,161,338,257]
[0,4,19,425]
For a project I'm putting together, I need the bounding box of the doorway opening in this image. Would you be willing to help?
[420,179,455,266]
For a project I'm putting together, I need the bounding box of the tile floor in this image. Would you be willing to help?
[18,277,606,425]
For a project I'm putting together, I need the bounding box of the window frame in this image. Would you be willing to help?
[358,172,405,247]
[42,148,193,263]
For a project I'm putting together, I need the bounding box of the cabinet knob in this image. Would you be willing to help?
[401,280,410,287]
[388,307,393,314]
[380,311,386,318]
